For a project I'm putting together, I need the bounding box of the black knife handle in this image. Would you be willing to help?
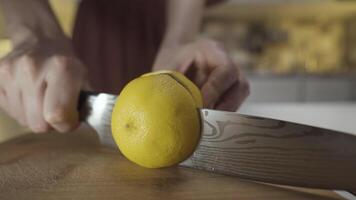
[78,91,99,111]
[78,90,100,121]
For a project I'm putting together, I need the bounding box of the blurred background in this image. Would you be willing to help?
[0,0,356,142]
[2,0,356,103]
[203,0,356,103]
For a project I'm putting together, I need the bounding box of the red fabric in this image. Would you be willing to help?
[72,0,224,94]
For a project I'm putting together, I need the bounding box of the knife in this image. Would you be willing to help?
[78,91,356,190]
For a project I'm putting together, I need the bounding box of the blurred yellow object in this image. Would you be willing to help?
[0,39,11,57]
[111,71,202,168]
[49,0,79,37]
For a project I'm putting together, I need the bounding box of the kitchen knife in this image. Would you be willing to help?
[78,91,356,190]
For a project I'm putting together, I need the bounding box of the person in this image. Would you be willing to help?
[0,0,249,134]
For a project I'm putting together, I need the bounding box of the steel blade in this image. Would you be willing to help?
[79,91,117,148]
[180,109,356,190]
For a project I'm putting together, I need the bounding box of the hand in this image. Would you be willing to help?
[153,38,250,111]
[0,39,87,133]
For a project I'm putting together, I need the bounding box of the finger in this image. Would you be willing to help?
[185,53,210,88]
[215,78,250,111]
[153,48,194,73]
[22,82,51,133]
[198,40,240,108]
[0,61,12,116]
[43,59,83,133]
[176,52,195,74]
[15,56,51,133]
[201,64,238,108]
[5,86,27,126]
[0,87,10,115]
[194,68,210,88]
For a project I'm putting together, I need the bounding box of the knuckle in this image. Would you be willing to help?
[31,123,50,134]
[52,56,72,73]
[54,63,71,74]
[45,108,70,125]
[57,125,76,133]
[225,67,239,84]
[240,79,250,96]
[16,55,39,78]
[53,55,70,66]
[209,76,221,92]
[205,39,224,50]
[209,40,220,48]
[216,43,225,51]
[21,62,38,76]
[0,62,12,78]
[52,56,87,79]
[20,54,35,64]
[219,57,231,70]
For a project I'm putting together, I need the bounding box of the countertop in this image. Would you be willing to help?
[239,102,356,134]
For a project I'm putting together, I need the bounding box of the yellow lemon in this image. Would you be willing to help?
[142,70,203,107]
[111,70,202,168]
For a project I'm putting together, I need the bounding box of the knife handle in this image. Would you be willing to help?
[78,90,99,120]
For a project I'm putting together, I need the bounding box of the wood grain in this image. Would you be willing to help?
[0,126,346,200]
[182,109,356,190]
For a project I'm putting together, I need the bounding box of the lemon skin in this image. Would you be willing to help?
[111,71,202,168]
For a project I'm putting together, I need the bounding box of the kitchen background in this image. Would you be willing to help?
[1,0,356,142]
[1,0,356,103]
[202,0,356,103]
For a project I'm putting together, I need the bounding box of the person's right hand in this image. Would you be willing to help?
[0,40,87,133]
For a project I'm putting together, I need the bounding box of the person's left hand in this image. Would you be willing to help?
[153,38,250,111]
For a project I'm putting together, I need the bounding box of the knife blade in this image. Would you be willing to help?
[78,91,356,190]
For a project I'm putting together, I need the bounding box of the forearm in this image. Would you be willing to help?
[0,0,68,47]
[161,0,205,48]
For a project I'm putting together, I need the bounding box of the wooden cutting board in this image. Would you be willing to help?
[0,126,346,200]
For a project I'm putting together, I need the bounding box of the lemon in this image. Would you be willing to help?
[142,70,203,107]
[111,71,202,168]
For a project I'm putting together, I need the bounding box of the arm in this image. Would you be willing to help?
[0,0,67,47]
[154,0,250,111]
[0,0,87,133]
[160,0,205,48]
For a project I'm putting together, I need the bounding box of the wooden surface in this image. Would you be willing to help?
[0,126,346,200]
[0,110,27,143]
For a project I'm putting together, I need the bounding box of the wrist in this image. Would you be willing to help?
[11,31,74,57]
[11,27,69,48]
[160,35,196,50]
